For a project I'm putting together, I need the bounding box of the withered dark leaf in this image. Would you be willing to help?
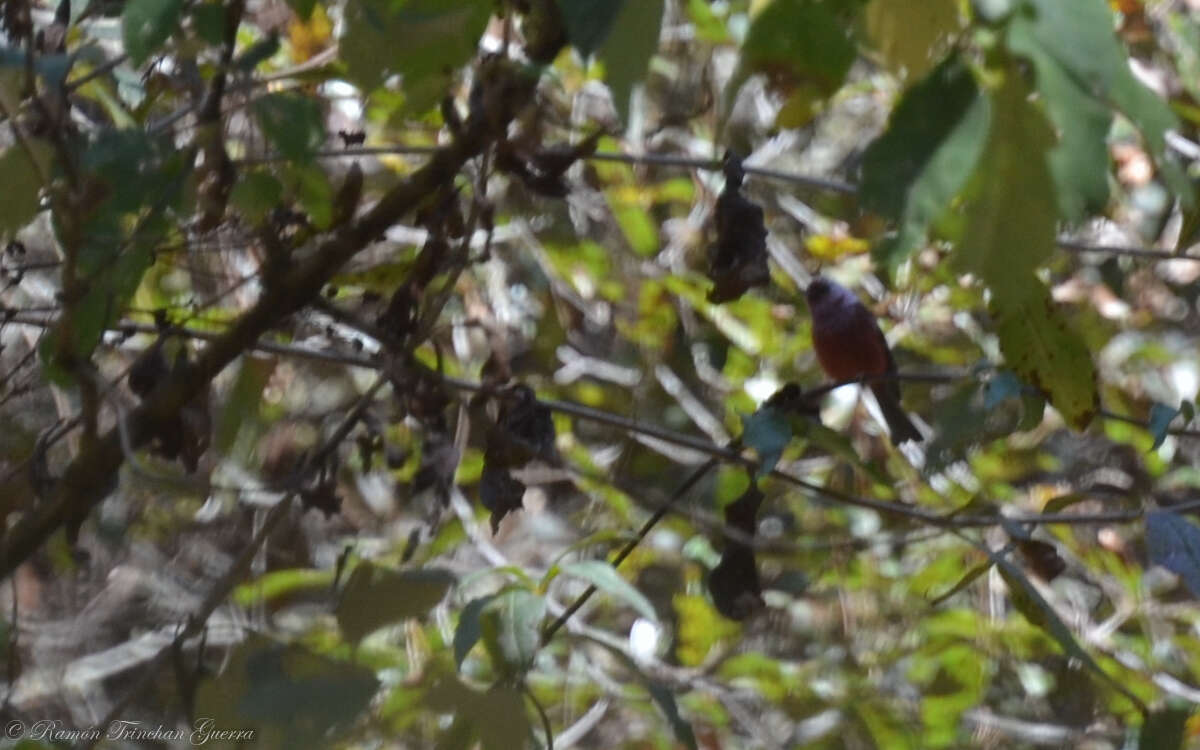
[529,129,605,178]
[706,152,769,304]
[1017,538,1067,582]
[708,547,763,620]
[480,464,526,533]
[708,485,765,620]
[301,484,342,518]
[484,385,556,468]
[763,383,822,419]
[128,338,169,398]
[377,283,419,340]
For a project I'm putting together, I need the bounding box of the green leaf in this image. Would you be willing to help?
[233,568,333,607]
[1146,511,1200,598]
[560,560,657,621]
[425,677,530,750]
[286,0,318,21]
[741,405,791,476]
[928,561,991,607]
[988,279,1098,431]
[647,682,699,750]
[724,0,856,123]
[341,0,491,113]
[480,588,545,678]
[860,56,991,271]
[285,162,334,228]
[191,3,226,46]
[686,0,729,43]
[862,0,960,81]
[453,595,495,669]
[122,0,184,66]
[559,0,624,57]
[1012,0,1194,209]
[253,93,325,162]
[1139,703,1191,750]
[1007,13,1112,221]
[195,633,378,747]
[335,563,456,643]
[1148,402,1181,450]
[0,141,52,236]
[955,71,1058,297]
[214,354,276,456]
[230,171,283,224]
[596,0,664,123]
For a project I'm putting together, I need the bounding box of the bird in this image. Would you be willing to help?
[806,275,922,444]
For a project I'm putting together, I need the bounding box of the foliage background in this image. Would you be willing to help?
[1,0,1200,748]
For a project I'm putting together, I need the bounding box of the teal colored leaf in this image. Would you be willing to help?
[453,595,495,669]
[122,0,184,66]
[341,0,491,113]
[1139,703,1190,750]
[741,405,791,476]
[983,370,1025,409]
[1148,402,1181,450]
[1146,511,1200,598]
[860,56,991,271]
[560,560,657,621]
[480,588,545,678]
[253,93,325,162]
[336,564,456,642]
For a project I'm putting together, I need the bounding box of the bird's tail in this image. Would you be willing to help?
[871,384,922,444]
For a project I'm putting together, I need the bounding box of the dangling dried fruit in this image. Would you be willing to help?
[707,484,765,620]
[706,152,769,304]
[480,464,526,533]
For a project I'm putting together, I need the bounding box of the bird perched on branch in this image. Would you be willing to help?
[806,275,921,444]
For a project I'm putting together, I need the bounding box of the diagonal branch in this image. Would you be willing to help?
[0,134,486,582]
